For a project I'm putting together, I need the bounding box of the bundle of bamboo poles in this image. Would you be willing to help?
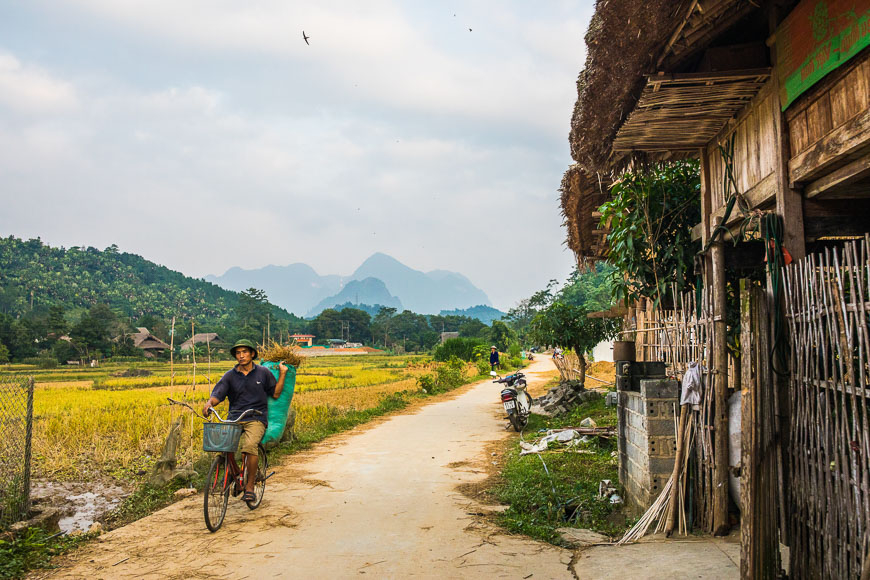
[618,402,696,544]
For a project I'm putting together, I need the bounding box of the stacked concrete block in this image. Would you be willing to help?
[617,378,679,514]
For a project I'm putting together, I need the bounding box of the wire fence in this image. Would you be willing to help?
[0,375,34,529]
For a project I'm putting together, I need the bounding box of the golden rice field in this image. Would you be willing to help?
[14,355,433,481]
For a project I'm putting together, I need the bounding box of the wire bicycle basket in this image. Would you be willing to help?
[202,422,243,452]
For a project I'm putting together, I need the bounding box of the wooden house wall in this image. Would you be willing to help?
[785,50,870,192]
[705,82,778,225]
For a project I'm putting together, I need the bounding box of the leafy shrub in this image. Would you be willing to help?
[433,337,486,362]
[507,342,522,358]
[416,373,436,393]
[471,344,490,361]
[417,357,467,394]
[599,160,701,305]
[21,356,57,369]
[476,359,491,376]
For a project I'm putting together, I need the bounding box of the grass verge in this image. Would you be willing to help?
[490,386,630,546]
[0,528,97,579]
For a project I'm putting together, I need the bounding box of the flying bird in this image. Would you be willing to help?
[302,31,310,45]
[468,28,472,32]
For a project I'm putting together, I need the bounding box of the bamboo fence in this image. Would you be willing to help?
[782,236,870,579]
[632,285,720,533]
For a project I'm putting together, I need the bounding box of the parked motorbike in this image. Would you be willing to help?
[491,371,532,431]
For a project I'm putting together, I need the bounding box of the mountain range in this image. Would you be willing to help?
[206,253,493,317]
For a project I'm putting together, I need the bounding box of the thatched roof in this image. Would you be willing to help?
[560,165,612,265]
[179,332,222,351]
[130,327,170,351]
[563,0,769,263]
[569,0,761,172]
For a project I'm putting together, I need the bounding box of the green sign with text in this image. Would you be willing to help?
[777,0,870,110]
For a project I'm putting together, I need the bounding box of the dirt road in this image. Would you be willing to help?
[45,356,575,579]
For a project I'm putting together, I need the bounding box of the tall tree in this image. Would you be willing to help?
[371,307,397,347]
[237,287,270,330]
[70,303,119,358]
[488,320,517,352]
[337,307,372,343]
[530,301,620,383]
[47,305,69,338]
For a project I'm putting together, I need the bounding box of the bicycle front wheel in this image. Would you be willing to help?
[245,445,268,510]
[204,454,231,532]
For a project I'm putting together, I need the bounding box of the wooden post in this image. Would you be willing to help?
[636,299,646,362]
[190,320,196,392]
[769,7,805,261]
[700,148,713,247]
[740,280,756,578]
[711,241,730,536]
[169,316,175,389]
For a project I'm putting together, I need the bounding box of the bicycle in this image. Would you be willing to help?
[168,398,273,532]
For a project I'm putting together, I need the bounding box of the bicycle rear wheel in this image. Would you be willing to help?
[204,454,231,532]
[245,445,268,510]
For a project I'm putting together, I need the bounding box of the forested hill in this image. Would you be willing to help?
[0,236,297,323]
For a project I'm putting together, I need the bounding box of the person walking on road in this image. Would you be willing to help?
[489,345,500,371]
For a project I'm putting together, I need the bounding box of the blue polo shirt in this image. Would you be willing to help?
[210,364,277,425]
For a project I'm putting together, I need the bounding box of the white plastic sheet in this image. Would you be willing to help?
[680,361,703,406]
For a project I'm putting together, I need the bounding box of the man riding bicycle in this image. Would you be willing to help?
[203,339,288,503]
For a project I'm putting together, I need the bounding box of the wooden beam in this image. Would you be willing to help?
[804,154,870,198]
[788,109,870,186]
[643,68,772,83]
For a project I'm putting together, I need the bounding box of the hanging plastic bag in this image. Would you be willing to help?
[681,361,702,406]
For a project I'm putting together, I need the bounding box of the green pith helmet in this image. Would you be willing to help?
[230,339,258,359]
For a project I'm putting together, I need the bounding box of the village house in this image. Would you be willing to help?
[178,332,223,353]
[129,327,170,358]
[562,0,870,577]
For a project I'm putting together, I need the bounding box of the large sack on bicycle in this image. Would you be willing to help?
[261,361,297,447]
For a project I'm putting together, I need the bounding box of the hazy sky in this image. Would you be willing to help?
[0,1,593,311]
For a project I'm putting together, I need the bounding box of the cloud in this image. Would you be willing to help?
[0,2,590,309]
[64,0,588,135]
[0,51,77,113]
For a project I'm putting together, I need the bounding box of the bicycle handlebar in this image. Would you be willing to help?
[167,398,262,422]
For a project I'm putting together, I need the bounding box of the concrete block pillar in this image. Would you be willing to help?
[617,378,679,514]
